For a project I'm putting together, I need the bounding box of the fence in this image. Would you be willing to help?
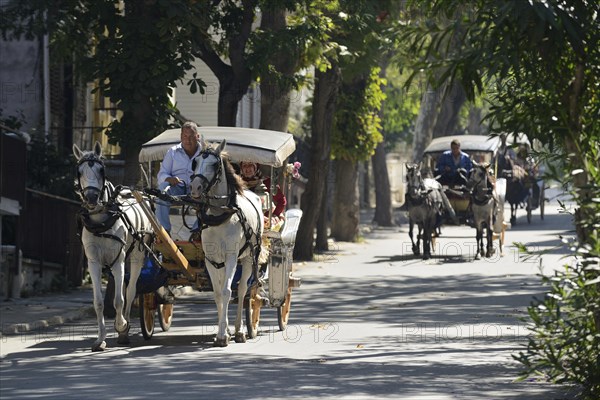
[19,189,84,288]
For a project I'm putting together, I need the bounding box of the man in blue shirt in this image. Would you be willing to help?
[435,138,473,186]
[156,121,203,234]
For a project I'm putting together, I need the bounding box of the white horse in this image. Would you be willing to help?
[73,142,152,351]
[466,161,497,259]
[189,140,265,347]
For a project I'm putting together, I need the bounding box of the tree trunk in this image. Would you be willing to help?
[372,141,394,226]
[315,178,329,251]
[218,80,245,127]
[467,105,483,135]
[433,82,466,138]
[259,8,296,132]
[195,0,255,127]
[331,159,359,242]
[122,96,154,187]
[412,83,442,162]
[293,62,341,260]
[372,57,394,227]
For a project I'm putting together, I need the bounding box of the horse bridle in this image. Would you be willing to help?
[407,168,426,200]
[468,167,492,203]
[190,150,224,199]
[76,154,107,205]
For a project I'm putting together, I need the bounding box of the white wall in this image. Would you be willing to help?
[174,60,219,126]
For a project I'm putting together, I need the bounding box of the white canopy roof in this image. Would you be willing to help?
[139,126,296,167]
[423,135,501,154]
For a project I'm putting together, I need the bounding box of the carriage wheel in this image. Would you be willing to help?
[158,303,173,332]
[277,286,293,331]
[540,182,545,220]
[526,196,532,224]
[245,286,262,339]
[139,293,157,340]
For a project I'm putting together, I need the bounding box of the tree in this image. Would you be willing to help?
[293,61,341,260]
[1,0,207,186]
[330,67,385,241]
[193,0,256,126]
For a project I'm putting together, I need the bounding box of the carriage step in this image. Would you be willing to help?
[289,277,302,288]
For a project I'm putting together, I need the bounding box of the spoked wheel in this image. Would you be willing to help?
[139,292,157,340]
[158,303,173,332]
[526,195,532,224]
[277,286,293,331]
[245,286,262,339]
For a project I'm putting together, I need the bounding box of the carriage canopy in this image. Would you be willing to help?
[139,126,296,167]
[422,135,502,168]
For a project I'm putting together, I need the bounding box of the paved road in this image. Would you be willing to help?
[0,202,574,399]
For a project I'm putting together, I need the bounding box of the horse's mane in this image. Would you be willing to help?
[221,152,246,194]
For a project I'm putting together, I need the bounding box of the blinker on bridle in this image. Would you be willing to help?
[191,150,222,194]
[76,154,107,203]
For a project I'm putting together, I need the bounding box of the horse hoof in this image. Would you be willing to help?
[117,334,130,345]
[234,332,246,343]
[115,322,130,335]
[213,337,230,347]
[91,341,106,352]
[422,254,431,260]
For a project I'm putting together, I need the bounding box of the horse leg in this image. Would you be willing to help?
[510,203,517,225]
[474,225,482,260]
[409,219,419,256]
[118,251,143,344]
[416,226,423,256]
[422,226,431,260]
[206,262,228,346]
[486,217,495,258]
[210,255,238,347]
[110,257,129,345]
[88,260,107,351]
[234,257,254,343]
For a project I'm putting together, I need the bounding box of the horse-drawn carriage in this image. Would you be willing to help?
[494,134,546,225]
[74,127,302,350]
[420,135,508,258]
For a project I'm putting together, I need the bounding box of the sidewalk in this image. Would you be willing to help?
[0,286,95,337]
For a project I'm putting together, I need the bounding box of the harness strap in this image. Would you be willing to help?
[203,194,263,274]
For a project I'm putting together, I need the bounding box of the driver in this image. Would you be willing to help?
[435,138,473,186]
[155,121,203,235]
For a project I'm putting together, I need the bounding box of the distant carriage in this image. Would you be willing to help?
[495,134,545,225]
[422,135,508,258]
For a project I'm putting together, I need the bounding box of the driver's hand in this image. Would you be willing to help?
[166,177,182,186]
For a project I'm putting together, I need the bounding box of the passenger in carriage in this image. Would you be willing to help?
[435,139,473,186]
[239,161,287,227]
[155,121,204,234]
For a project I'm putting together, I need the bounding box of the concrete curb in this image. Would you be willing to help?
[1,306,95,337]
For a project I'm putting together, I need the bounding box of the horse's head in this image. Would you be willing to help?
[73,141,106,208]
[405,163,424,198]
[189,140,226,199]
[466,161,490,192]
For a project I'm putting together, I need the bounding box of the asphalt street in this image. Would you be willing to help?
[0,195,576,399]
